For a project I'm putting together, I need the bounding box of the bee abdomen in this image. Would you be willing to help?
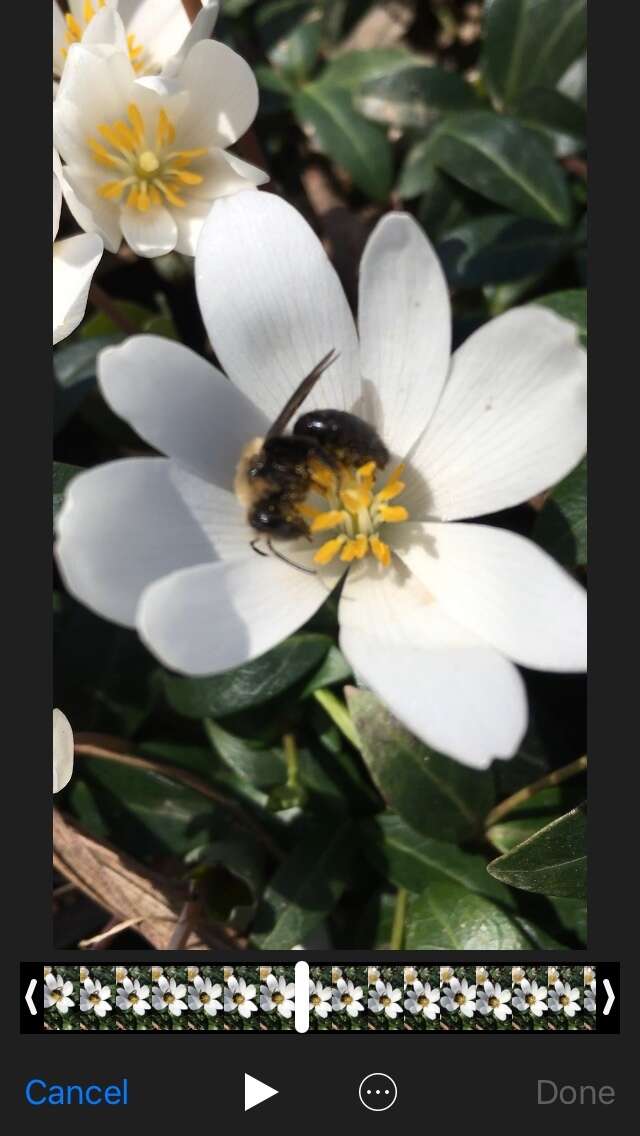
[294,410,389,468]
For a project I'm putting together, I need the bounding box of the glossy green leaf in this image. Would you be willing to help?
[80,298,176,340]
[513,87,586,145]
[163,633,331,718]
[487,783,585,853]
[438,214,572,287]
[204,718,285,790]
[488,804,586,897]
[405,881,530,949]
[53,334,120,432]
[536,288,587,342]
[346,688,494,842]
[432,111,572,225]
[363,814,515,908]
[483,0,587,107]
[321,48,415,90]
[53,462,81,525]
[302,644,352,697]
[534,457,587,567]
[252,824,352,947]
[269,17,322,81]
[356,64,477,128]
[396,133,442,200]
[293,83,393,201]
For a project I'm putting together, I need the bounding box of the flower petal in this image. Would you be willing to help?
[174,39,258,148]
[196,191,361,421]
[137,554,326,675]
[339,563,527,767]
[395,521,587,671]
[53,708,74,793]
[55,458,215,627]
[407,307,587,521]
[58,163,123,252]
[358,212,451,456]
[120,204,178,258]
[53,233,103,345]
[98,335,268,488]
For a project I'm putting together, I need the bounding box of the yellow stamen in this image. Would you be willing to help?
[357,461,376,480]
[308,459,336,491]
[297,502,321,520]
[83,1,95,23]
[169,168,204,185]
[98,122,133,156]
[65,13,82,41]
[369,536,392,566]
[98,179,129,200]
[340,534,368,562]
[313,536,347,565]
[167,148,209,166]
[149,185,162,206]
[376,479,405,502]
[340,486,372,513]
[377,505,409,523]
[310,510,348,533]
[112,121,138,151]
[137,185,150,211]
[155,179,186,207]
[126,186,139,208]
[157,108,176,148]
[88,139,120,168]
[128,103,145,146]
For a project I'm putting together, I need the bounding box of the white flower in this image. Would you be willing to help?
[55,194,586,767]
[476,966,489,984]
[44,972,75,1014]
[80,977,112,1017]
[440,966,455,984]
[584,980,596,1014]
[403,966,418,986]
[151,965,163,981]
[53,149,102,344]
[512,978,548,1017]
[188,975,223,1017]
[53,1,220,82]
[441,977,476,1018]
[548,980,581,1017]
[308,979,332,1019]
[332,978,364,1018]
[152,974,187,1017]
[584,966,595,986]
[53,707,75,793]
[260,974,295,1019]
[512,966,526,984]
[368,979,403,1019]
[404,980,440,1020]
[53,19,265,258]
[224,975,258,1019]
[548,966,560,985]
[367,966,381,985]
[476,980,512,1021]
[116,977,150,1016]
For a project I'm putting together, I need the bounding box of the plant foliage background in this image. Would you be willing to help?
[53,0,587,951]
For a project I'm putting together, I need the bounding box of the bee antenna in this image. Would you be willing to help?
[250,538,269,558]
[267,540,317,575]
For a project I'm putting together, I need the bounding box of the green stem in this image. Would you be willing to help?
[283,732,299,788]
[313,688,361,751]
[390,887,407,950]
[484,755,587,830]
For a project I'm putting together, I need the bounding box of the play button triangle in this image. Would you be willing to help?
[244,1073,279,1111]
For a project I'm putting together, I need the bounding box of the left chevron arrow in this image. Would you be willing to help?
[25,979,37,1016]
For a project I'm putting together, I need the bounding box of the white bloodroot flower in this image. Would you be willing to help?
[404,980,440,1020]
[476,980,512,1021]
[53,1,219,82]
[512,978,548,1017]
[441,977,477,1017]
[308,979,332,1019]
[44,973,75,1014]
[584,980,596,1014]
[260,974,295,1019]
[188,975,223,1017]
[224,975,258,1019]
[80,978,112,1017]
[53,149,102,344]
[152,975,187,1017]
[116,977,151,1016]
[548,980,582,1017]
[332,978,365,1018]
[53,707,74,793]
[52,14,265,257]
[368,979,403,1019]
[55,193,587,768]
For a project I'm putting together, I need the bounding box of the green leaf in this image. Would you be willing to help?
[405,881,530,949]
[356,64,478,129]
[512,87,586,146]
[363,814,515,908]
[345,688,494,842]
[533,458,587,567]
[321,48,416,90]
[293,83,393,201]
[302,644,352,697]
[53,333,120,432]
[432,111,572,226]
[487,783,585,853]
[53,462,81,525]
[204,718,285,790]
[488,804,586,897]
[252,824,352,947]
[483,0,587,107]
[396,133,442,200]
[163,633,331,718]
[536,288,587,342]
[269,17,322,82]
[188,839,265,930]
[438,214,573,287]
[80,298,176,340]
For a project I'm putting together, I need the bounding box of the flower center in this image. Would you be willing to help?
[200,992,210,1004]
[381,995,391,1006]
[417,995,428,1007]
[308,459,408,567]
[454,993,466,1005]
[311,994,321,1006]
[341,994,353,1005]
[163,992,174,1004]
[489,996,500,1008]
[525,994,536,1005]
[62,2,146,72]
[560,994,570,1006]
[129,993,139,1005]
[233,993,245,1005]
[89,993,101,1005]
[273,992,284,1004]
[50,990,61,1002]
[88,104,207,213]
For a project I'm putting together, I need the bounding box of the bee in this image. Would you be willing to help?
[235,348,389,569]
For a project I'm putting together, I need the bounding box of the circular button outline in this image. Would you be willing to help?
[358,1073,398,1112]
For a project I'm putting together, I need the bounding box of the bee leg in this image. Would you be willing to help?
[250,538,269,558]
[267,539,317,575]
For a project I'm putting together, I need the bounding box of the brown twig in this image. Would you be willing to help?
[484,755,587,830]
[79,916,144,949]
[88,282,138,334]
[181,0,202,21]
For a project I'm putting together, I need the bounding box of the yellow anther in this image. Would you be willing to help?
[369,536,392,566]
[310,510,347,533]
[309,460,336,491]
[137,186,150,211]
[139,150,160,173]
[313,536,346,565]
[88,139,119,167]
[376,479,405,503]
[98,180,128,199]
[83,1,95,23]
[377,505,409,523]
[157,108,176,148]
[357,461,376,480]
[340,535,368,562]
[65,13,82,41]
[340,486,372,513]
[296,502,321,520]
[98,122,133,155]
[149,186,162,206]
[112,121,137,151]
[170,168,204,185]
[155,180,186,207]
[126,186,139,208]
[168,148,209,166]
[128,104,145,146]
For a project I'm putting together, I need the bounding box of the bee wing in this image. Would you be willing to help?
[266,349,339,439]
